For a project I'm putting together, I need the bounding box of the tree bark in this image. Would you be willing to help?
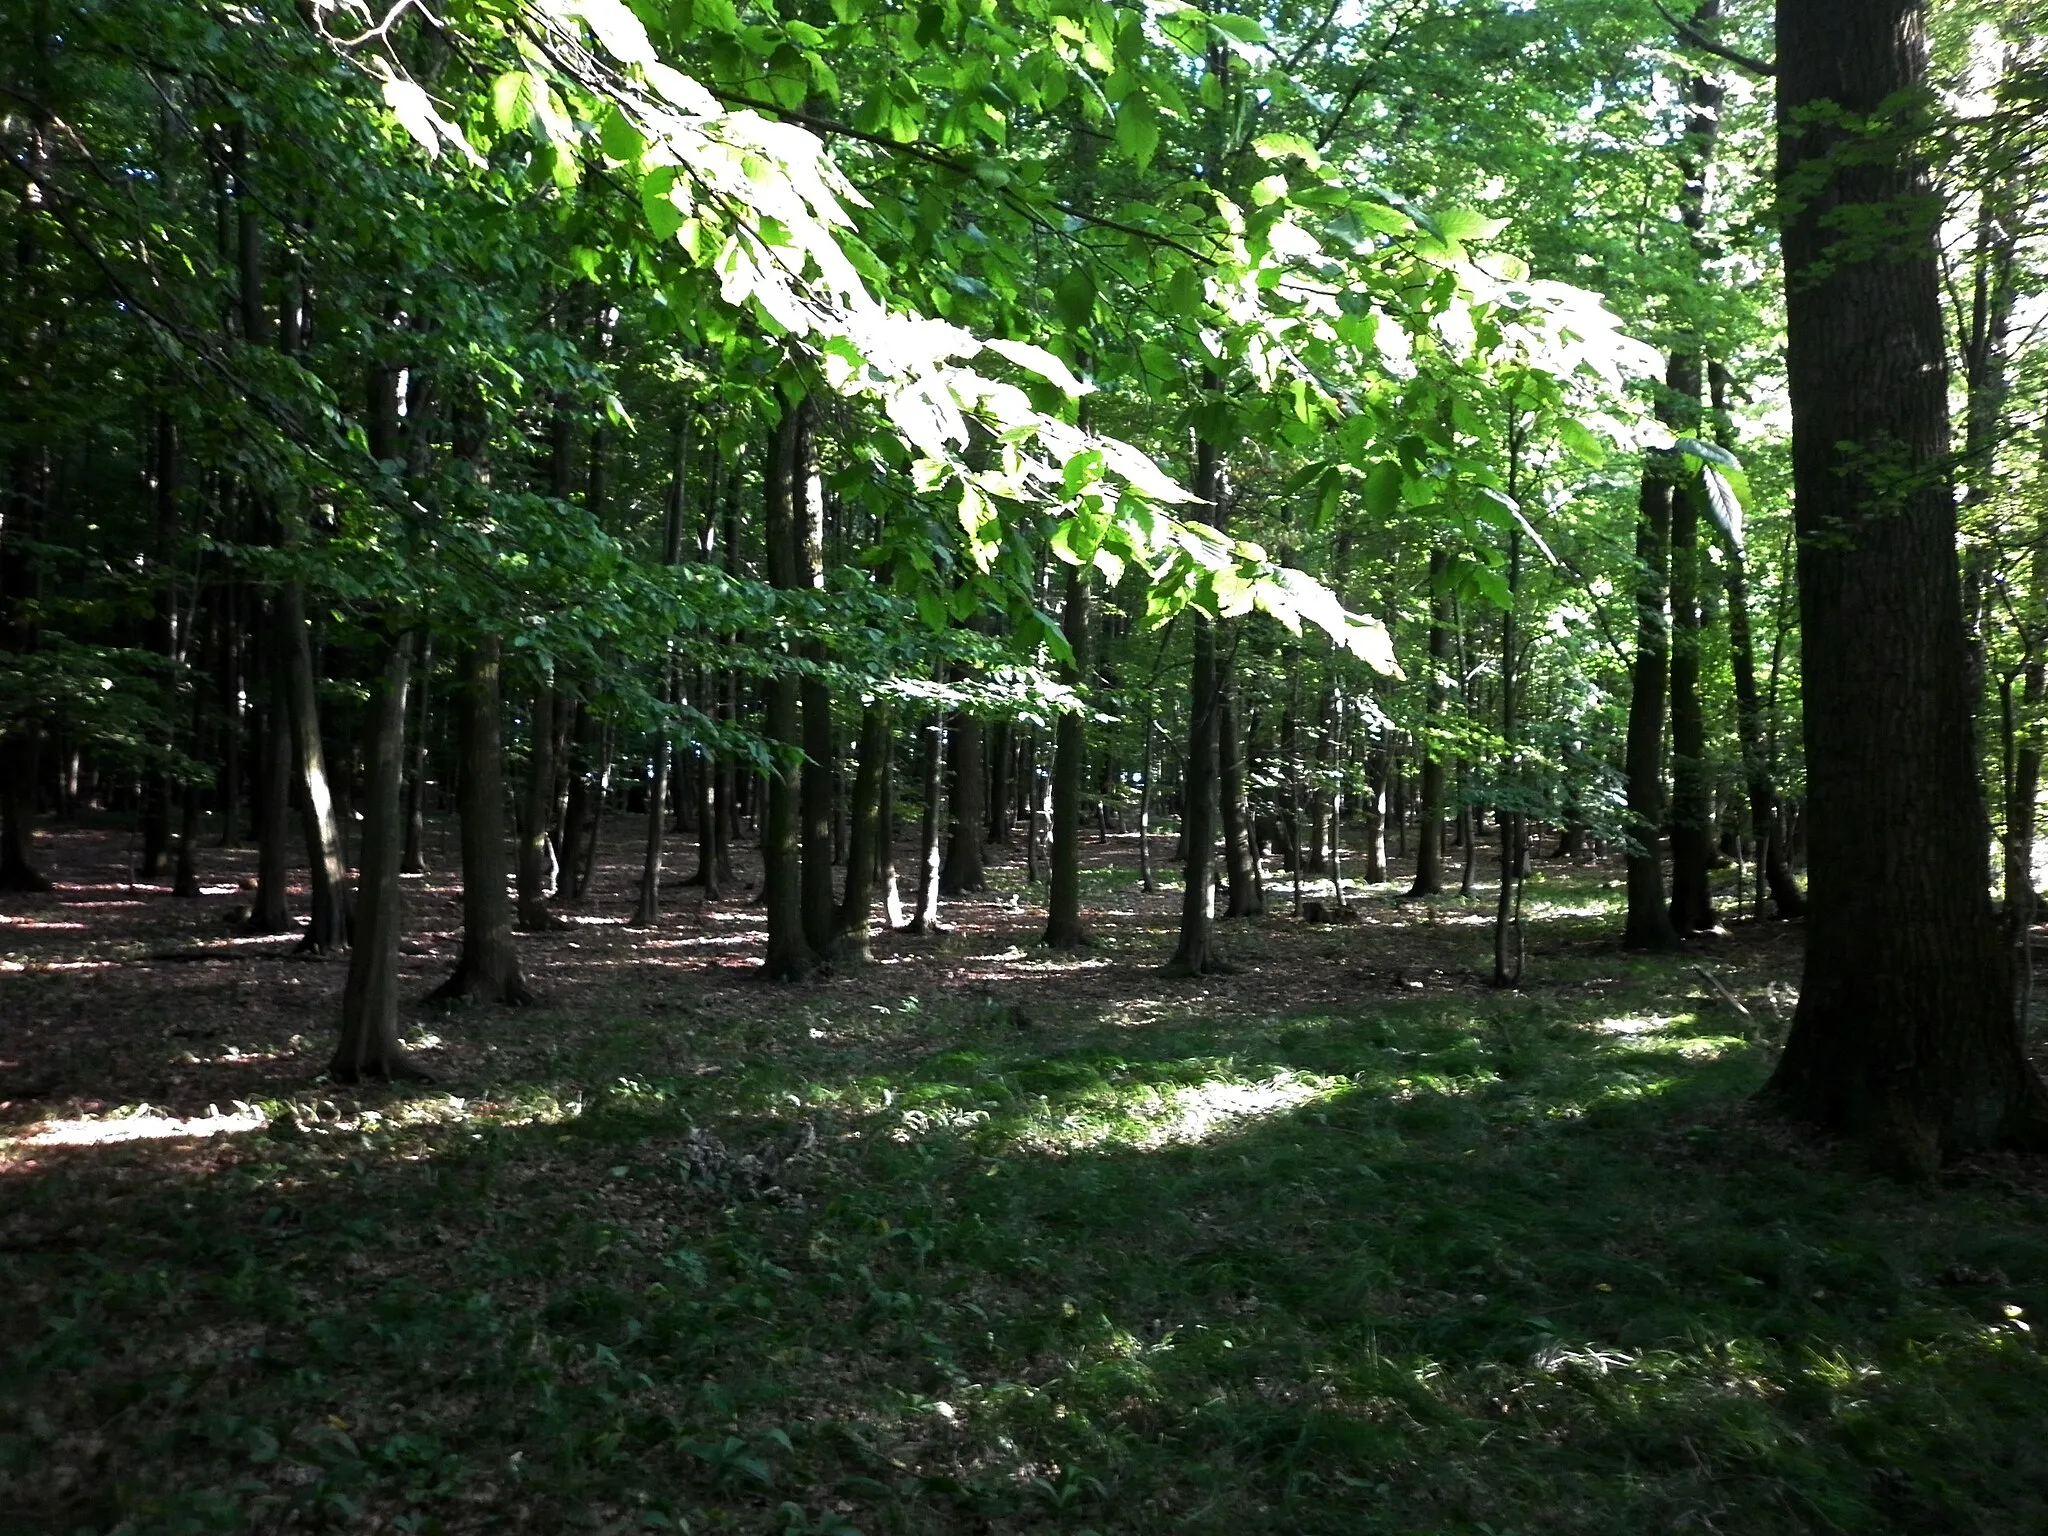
[832,699,889,961]
[516,678,561,929]
[401,635,432,876]
[1045,562,1092,947]
[1406,549,1449,897]
[280,580,349,954]
[1220,675,1261,917]
[1764,0,2048,1165]
[426,638,531,1006]
[1166,424,1228,975]
[332,631,423,1083]
[245,619,294,933]
[760,404,818,979]
[1623,463,1681,950]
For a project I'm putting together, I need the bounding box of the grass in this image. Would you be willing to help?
[9,876,2048,1534]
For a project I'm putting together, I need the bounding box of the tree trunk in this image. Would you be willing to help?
[1667,448,1717,932]
[1406,549,1449,897]
[1623,462,1681,950]
[1045,562,1092,947]
[1138,713,1157,894]
[516,678,561,929]
[1764,0,2048,1165]
[832,699,889,962]
[245,624,294,933]
[760,405,817,979]
[427,638,531,1006]
[909,688,947,934]
[1166,424,1227,976]
[401,634,432,876]
[940,714,987,895]
[331,631,422,1083]
[280,580,349,953]
[1220,675,1261,917]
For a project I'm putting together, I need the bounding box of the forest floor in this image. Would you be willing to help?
[7,821,2048,1535]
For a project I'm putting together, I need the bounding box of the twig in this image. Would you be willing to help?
[1694,964,1750,1016]
[1651,1,1776,79]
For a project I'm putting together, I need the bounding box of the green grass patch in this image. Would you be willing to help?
[9,916,2048,1533]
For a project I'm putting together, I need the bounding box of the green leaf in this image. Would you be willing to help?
[1115,93,1160,170]
[598,105,644,164]
[1364,460,1403,519]
[491,71,536,134]
[1557,418,1607,465]
[640,167,685,239]
[1053,269,1097,331]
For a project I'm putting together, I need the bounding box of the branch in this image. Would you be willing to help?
[1652,1,1775,79]
[700,87,1216,266]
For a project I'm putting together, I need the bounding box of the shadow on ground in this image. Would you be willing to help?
[9,935,2048,1535]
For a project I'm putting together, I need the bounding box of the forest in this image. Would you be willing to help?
[8,0,2048,1528]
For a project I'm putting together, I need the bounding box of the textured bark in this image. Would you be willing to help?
[1406,549,1449,897]
[1045,562,1092,947]
[331,633,423,1083]
[427,639,531,1006]
[1764,0,2048,1165]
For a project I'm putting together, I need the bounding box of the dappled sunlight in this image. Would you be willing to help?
[15,1102,268,1147]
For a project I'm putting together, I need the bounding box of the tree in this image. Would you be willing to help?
[1763,0,2048,1165]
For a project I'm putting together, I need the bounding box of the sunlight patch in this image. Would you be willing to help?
[1029,1070,1337,1152]
[20,1102,268,1147]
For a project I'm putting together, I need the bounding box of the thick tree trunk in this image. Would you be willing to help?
[427,638,531,1006]
[940,714,987,895]
[331,632,422,1083]
[1406,549,1449,897]
[1045,562,1091,947]
[1764,0,2048,1165]
[0,448,51,893]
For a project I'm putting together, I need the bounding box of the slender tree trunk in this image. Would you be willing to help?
[1220,676,1261,917]
[909,687,947,934]
[1166,421,1228,975]
[1138,713,1157,894]
[280,581,349,953]
[1406,549,1449,897]
[1667,368,1717,932]
[401,635,432,876]
[1623,462,1681,950]
[832,699,889,961]
[760,404,817,978]
[245,622,294,933]
[793,398,837,952]
[332,631,422,1083]
[878,716,904,928]
[427,638,531,1005]
[1764,0,2048,1165]
[1045,562,1092,947]
[516,678,561,929]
